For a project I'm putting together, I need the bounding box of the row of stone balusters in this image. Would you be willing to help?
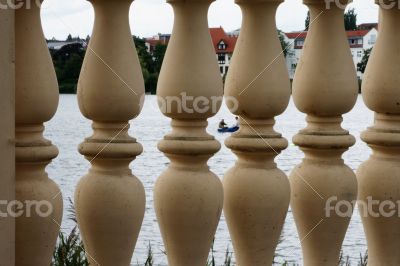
[15,0,399,265]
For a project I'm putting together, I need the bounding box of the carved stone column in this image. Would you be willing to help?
[75,0,145,265]
[154,0,224,265]
[15,1,62,265]
[357,4,400,265]
[223,0,291,264]
[289,1,358,265]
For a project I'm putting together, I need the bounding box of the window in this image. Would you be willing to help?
[225,66,229,73]
[220,66,224,74]
[357,51,362,57]
[218,54,225,64]
[369,34,376,44]
[358,38,362,44]
[295,40,304,47]
[218,41,226,50]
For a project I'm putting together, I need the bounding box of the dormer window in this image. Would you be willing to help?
[218,40,226,50]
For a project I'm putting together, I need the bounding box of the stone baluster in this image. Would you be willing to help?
[223,0,291,264]
[154,0,224,265]
[75,0,145,265]
[289,1,358,265]
[15,1,63,265]
[357,4,400,265]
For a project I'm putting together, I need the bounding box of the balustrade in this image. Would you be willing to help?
[289,0,359,265]
[357,3,400,265]
[15,1,63,265]
[154,0,224,265]
[6,0,400,265]
[223,0,291,264]
[75,0,146,265]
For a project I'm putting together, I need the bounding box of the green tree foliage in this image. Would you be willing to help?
[134,37,155,73]
[344,8,357,31]
[304,8,357,31]
[305,11,310,30]
[278,30,289,57]
[50,35,168,94]
[357,48,372,74]
[153,43,167,73]
[133,36,167,94]
[51,43,85,94]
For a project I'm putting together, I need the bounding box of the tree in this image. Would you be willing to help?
[357,48,372,74]
[134,36,155,73]
[132,36,168,94]
[153,43,168,73]
[304,8,357,31]
[51,43,85,93]
[344,8,357,31]
[66,34,73,41]
[277,30,289,57]
[305,11,310,31]
[133,36,161,94]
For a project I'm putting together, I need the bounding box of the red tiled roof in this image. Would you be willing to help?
[347,30,370,37]
[285,32,307,39]
[358,23,378,30]
[145,39,168,46]
[285,29,371,40]
[209,27,237,53]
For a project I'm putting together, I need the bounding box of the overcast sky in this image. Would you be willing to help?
[41,0,379,40]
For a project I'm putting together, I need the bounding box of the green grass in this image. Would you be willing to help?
[52,199,369,266]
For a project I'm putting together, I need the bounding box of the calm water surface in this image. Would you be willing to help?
[45,94,372,265]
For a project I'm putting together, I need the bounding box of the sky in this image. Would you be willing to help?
[41,0,379,40]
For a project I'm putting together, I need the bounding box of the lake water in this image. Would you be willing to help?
[45,94,372,265]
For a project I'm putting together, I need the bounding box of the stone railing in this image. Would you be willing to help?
[6,0,400,265]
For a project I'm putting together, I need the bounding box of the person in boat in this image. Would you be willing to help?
[234,116,239,128]
[219,119,227,129]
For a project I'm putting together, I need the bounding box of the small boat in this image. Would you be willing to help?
[218,126,239,133]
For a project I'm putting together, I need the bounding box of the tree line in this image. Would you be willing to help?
[50,33,289,94]
[50,36,167,94]
[51,15,372,95]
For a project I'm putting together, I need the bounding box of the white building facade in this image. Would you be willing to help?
[210,27,238,76]
[285,24,378,79]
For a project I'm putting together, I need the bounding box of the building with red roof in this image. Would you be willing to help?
[145,24,378,79]
[145,33,171,54]
[357,23,378,30]
[145,27,238,76]
[284,26,378,78]
[209,27,238,76]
